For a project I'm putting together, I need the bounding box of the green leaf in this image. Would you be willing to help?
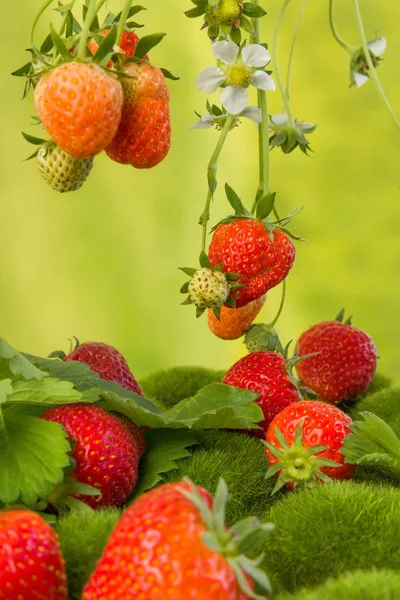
[196,306,206,319]
[225,183,248,216]
[179,267,197,277]
[0,380,13,404]
[239,14,255,35]
[0,340,46,382]
[180,281,190,294]
[0,412,70,505]
[230,26,242,45]
[11,62,32,77]
[242,3,267,18]
[160,68,180,81]
[134,33,166,58]
[93,25,117,63]
[22,132,47,145]
[185,6,207,17]
[199,250,211,269]
[343,412,400,466]
[40,33,54,53]
[49,23,73,61]
[7,377,85,404]
[256,192,276,220]
[131,429,198,498]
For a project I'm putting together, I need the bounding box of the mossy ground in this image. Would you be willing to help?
[57,366,400,599]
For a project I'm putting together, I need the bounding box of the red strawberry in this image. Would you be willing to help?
[64,341,142,395]
[83,479,272,599]
[208,220,295,308]
[296,315,377,403]
[105,61,171,168]
[223,351,300,437]
[265,400,356,492]
[34,62,123,158]
[41,404,141,509]
[111,411,146,458]
[87,29,149,65]
[207,294,267,340]
[0,509,67,599]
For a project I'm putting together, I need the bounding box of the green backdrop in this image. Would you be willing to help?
[1,0,399,382]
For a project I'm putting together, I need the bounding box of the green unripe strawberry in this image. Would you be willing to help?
[188,268,230,308]
[206,0,242,25]
[37,141,94,193]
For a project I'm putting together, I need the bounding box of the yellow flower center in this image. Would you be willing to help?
[226,64,252,88]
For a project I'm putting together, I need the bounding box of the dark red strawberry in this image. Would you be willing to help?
[83,479,272,599]
[41,403,141,509]
[63,341,142,395]
[296,313,377,403]
[265,400,356,492]
[111,411,146,458]
[208,220,295,308]
[0,509,67,599]
[223,351,300,437]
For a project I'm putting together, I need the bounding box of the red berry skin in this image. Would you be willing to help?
[296,321,377,403]
[41,404,140,509]
[65,341,142,396]
[82,481,252,600]
[87,29,149,66]
[265,401,356,489]
[111,412,146,458]
[0,510,67,600]
[208,220,295,308]
[223,351,300,438]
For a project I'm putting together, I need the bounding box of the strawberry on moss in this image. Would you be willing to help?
[83,478,274,599]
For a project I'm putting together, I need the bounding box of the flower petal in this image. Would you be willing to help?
[368,37,387,57]
[353,70,369,88]
[190,115,216,130]
[250,71,276,91]
[196,66,226,93]
[212,41,240,64]
[270,113,289,127]
[241,105,262,123]
[221,85,248,114]
[242,44,271,68]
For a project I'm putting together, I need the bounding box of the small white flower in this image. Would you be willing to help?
[191,105,262,130]
[352,37,386,88]
[196,41,276,114]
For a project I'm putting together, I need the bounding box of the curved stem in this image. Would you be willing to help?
[272,0,296,127]
[30,0,55,46]
[267,280,287,327]
[286,0,306,101]
[116,0,133,46]
[352,0,400,131]
[329,0,354,54]
[199,115,235,251]
[77,0,99,59]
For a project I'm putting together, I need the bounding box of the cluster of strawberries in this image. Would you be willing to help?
[18,9,171,193]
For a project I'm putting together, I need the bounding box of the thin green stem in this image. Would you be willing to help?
[286,0,306,101]
[59,0,77,36]
[116,0,134,46]
[352,0,400,131]
[30,0,55,46]
[268,280,287,327]
[77,0,99,59]
[272,0,296,127]
[199,115,235,251]
[329,0,354,54]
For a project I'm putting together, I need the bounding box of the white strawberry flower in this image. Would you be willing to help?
[196,41,276,115]
[191,105,262,130]
[351,37,386,88]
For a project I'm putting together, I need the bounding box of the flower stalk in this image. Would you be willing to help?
[272,0,296,128]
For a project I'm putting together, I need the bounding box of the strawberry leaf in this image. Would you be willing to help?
[0,410,70,505]
[130,429,198,499]
[256,192,276,220]
[160,67,180,81]
[225,183,249,216]
[6,377,86,404]
[49,24,73,61]
[134,33,166,58]
[0,339,46,382]
[93,25,117,62]
[22,132,47,145]
[242,3,267,18]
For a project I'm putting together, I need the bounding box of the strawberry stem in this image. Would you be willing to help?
[286,0,306,101]
[271,0,296,128]
[328,0,354,54]
[116,0,134,47]
[30,0,55,46]
[77,0,106,60]
[267,279,286,328]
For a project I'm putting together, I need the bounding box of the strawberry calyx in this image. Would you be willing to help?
[264,421,341,494]
[48,336,80,360]
[245,323,284,353]
[180,251,243,319]
[335,307,353,325]
[179,478,274,599]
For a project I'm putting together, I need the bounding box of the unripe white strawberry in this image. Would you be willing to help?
[188,268,230,308]
[207,0,242,25]
[37,142,94,193]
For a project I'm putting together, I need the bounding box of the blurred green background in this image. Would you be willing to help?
[1,0,399,382]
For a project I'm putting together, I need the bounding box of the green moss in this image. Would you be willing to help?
[139,366,226,410]
[346,386,400,434]
[279,569,400,600]
[340,372,392,414]
[260,481,400,593]
[55,508,120,600]
[161,430,277,524]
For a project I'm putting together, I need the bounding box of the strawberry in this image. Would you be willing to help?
[264,400,356,492]
[208,220,295,308]
[208,294,267,340]
[110,411,146,458]
[37,141,94,193]
[34,62,123,158]
[62,341,142,395]
[189,267,230,308]
[83,478,273,599]
[41,403,141,509]
[87,29,148,64]
[223,351,300,437]
[296,312,377,404]
[0,509,67,599]
[105,61,171,169]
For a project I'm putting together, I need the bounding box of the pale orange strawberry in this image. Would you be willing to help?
[34,62,123,158]
[207,294,267,340]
